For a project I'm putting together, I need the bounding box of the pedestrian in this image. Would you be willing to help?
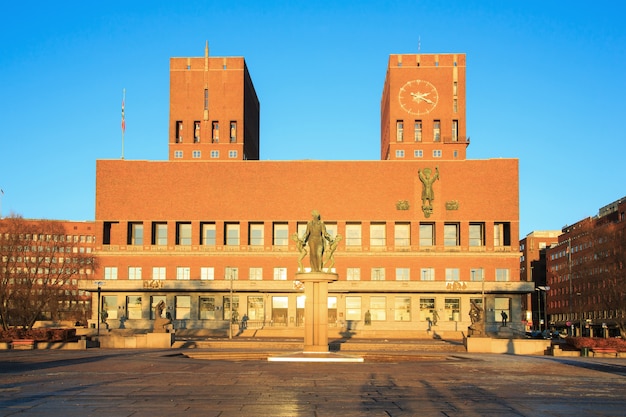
[241,313,248,330]
[501,311,508,327]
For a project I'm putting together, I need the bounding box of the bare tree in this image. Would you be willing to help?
[0,215,97,330]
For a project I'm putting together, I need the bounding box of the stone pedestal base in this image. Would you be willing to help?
[296,272,337,354]
[147,332,174,348]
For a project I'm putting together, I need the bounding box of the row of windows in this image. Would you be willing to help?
[396,120,459,143]
[104,294,511,323]
[1,245,92,254]
[102,266,510,282]
[115,221,512,248]
[395,149,447,158]
[1,233,94,243]
[174,120,237,144]
[174,149,238,159]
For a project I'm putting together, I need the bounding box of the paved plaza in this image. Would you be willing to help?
[1,348,625,417]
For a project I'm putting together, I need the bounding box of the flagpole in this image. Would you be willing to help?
[121,89,126,160]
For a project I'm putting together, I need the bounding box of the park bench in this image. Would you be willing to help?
[11,339,35,350]
[590,347,619,357]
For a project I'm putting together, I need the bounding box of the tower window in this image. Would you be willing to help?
[395,150,405,158]
[414,120,422,142]
[174,150,183,159]
[194,121,200,143]
[433,120,441,142]
[212,121,219,142]
[396,120,404,142]
[175,121,183,143]
[230,121,237,143]
[452,120,458,142]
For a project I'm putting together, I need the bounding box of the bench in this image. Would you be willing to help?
[591,348,619,357]
[11,339,35,350]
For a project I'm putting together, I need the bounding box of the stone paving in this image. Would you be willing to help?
[1,348,625,417]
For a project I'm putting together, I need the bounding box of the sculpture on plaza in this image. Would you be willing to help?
[153,300,172,333]
[294,210,342,273]
[468,300,485,336]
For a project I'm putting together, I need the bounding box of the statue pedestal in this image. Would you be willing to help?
[297,272,337,353]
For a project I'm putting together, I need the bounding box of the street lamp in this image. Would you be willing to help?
[95,281,104,337]
[576,292,583,337]
[536,286,550,336]
[227,268,234,340]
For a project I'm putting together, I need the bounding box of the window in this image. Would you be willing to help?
[230,121,237,143]
[444,223,460,247]
[175,296,191,319]
[273,223,289,246]
[347,268,361,281]
[194,121,200,143]
[225,223,240,246]
[223,296,239,321]
[469,223,484,247]
[494,222,511,246]
[496,268,510,282]
[192,150,201,158]
[176,222,192,246]
[395,297,411,321]
[212,121,219,142]
[228,150,238,158]
[345,223,362,247]
[452,120,458,142]
[272,296,289,326]
[126,296,142,319]
[204,89,208,111]
[419,298,435,321]
[249,267,263,280]
[248,296,265,322]
[453,81,458,95]
[370,223,386,247]
[210,150,219,158]
[152,222,167,246]
[273,267,287,280]
[433,149,442,158]
[199,296,216,320]
[470,268,484,281]
[396,120,404,142]
[370,296,386,321]
[249,223,264,246]
[414,149,423,158]
[371,267,385,281]
[175,121,183,143]
[225,267,238,280]
[396,268,410,281]
[444,298,460,321]
[414,120,422,142]
[128,267,142,280]
[201,223,216,245]
[152,267,166,280]
[174,150,183,159]
[495,298,510,324]
[176,267,190,280]
[328,297,337,325]
[104,266,118,280]
[433,120,441,141]
[395,149,405,158]
[419,223,434,247]
[102,295,118,319]
[420,268,435,281]
[345,296,361,321]
[394,223,410,247]
[445,268,460,281]
[128,222,143,245]
[200,267,214,280]
[453,98,458,113]
[324,223,337,239]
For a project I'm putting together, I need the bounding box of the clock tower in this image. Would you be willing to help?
[380,53,468,161]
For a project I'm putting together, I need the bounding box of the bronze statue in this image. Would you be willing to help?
[324,234,343,272]
[153,300,171,333]
[291,233,307,273]
[302,210,332,272]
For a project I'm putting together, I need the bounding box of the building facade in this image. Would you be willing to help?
[546,197,626,337]
[87,47,528,337]
[519,231,560,333]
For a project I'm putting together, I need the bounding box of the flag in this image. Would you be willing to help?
[121,96,126,133]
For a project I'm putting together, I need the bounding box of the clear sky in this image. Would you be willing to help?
[1,0,624,237]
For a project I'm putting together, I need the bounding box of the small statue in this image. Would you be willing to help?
[291,233,307,273]
[324,234,343,272]
[153,300,171,333]
[418,167,439,217]
[302,210,332,272]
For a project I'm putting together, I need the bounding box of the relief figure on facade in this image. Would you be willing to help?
[418,166,439,218]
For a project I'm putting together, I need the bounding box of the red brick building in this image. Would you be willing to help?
[89,47,527,337]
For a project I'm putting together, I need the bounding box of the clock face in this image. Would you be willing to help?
[398,80,439,115]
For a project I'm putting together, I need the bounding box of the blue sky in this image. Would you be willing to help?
[1,0,624,237]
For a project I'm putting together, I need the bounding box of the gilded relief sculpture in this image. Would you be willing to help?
[418,166,439,218]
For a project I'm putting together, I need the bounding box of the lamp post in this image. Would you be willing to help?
[576,292,583,337]
[228,268,233,340]
[96,281,104,337]
[537,286,550,335]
